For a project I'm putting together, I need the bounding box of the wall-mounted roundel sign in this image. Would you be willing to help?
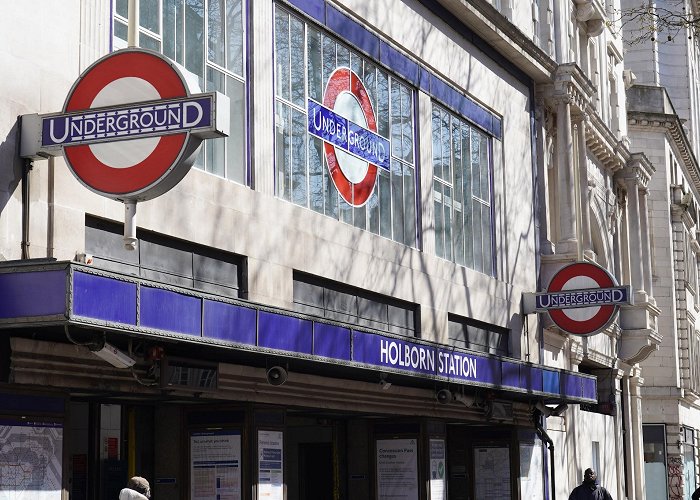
[20,48,229,201]
[307,67,390,207]
[523,262,633,336]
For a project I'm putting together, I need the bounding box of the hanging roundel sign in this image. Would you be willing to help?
[530,262,632,336]
[307,67,390,207]
[27,48,228,201]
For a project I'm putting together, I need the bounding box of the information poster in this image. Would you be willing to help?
[190,430,242,500]
[258,430,283,500]
[519,442,543,500]
[429,439,446,500]
[473,446,511,500]
[0,420,63,500]
[376,438,419,500]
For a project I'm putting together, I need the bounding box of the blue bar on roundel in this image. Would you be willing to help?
[307,100,348,150]
[347,122,390,170]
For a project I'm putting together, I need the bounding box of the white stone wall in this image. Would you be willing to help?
[0,0,538,352]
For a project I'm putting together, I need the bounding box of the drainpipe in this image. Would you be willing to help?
[535,412,556,500]
[21,159,32,259]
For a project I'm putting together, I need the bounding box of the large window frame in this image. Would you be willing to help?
[112,0,248,184]
[273,4,418,248]
[432,103,495,276]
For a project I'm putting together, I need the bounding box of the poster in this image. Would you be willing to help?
[519,443,543,500]
[190,430,242,500]
[0,420,63,500]
[473,446,511,500]
[376,438,419,500]
[429,439,446,500]
[258,430,283,500]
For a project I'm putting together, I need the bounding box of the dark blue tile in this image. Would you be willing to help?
[286,0,325,24]
[140,287,201,336]
[314,323,351,360]
[542,369,560,395]
[562,373,582,398]
[501,361,520,387]
[0,270,66,318]
[203,300,257,345]
[492,116,502,139]
[419,67,431,93]
[73,272,137,325]
[582,376,598,401]
[258,311,313,354]
[523,366,543,392]
[327,6,380,59]
[380,41,419,86]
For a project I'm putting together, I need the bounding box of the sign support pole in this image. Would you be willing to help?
[124,201,137,250]
[123,0,140,250]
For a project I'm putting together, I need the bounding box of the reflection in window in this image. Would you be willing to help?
[274,6,417,247]
[112,0,247,184]
[432,103,494,275]
[447,315,509,357]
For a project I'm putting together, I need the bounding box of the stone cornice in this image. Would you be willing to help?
[618,153,655,190]
[585,112,630,173]
[432,0,557,83]
[627,85,700,195]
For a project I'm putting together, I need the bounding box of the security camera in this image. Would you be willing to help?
[89,340,136,368]
[266,366,288,386]
[436,389,453,404]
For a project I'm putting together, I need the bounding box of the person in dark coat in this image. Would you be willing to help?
[568,468,613,500]
[692,485,700,500]
[119,476,151,500]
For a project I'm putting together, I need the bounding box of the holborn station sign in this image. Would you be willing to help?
[523,262,632,336]
[21,48,229,201]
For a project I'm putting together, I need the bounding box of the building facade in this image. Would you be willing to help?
[622,0,700,499]
[0,1,659,500]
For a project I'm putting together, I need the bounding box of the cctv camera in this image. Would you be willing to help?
[436,389,453,404]
[89,340,136,369]
[266,366,288,386]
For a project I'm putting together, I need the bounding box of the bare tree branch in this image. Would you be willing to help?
[608,1,700,45]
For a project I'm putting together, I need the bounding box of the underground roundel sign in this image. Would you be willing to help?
[25,48,229,201]
[524,262,633,336]
[307,67,390,207]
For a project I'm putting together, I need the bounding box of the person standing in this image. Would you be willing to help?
[568,468,613,500]
[119,476,151,500]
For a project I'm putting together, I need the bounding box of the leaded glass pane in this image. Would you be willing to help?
[291,109,308,206]
[208,0,225,66]
[404,165,416,247]
[391,159,405,244]
[377,69,390,138]
[275,10,290,100]
[379,171,392,239]
[226,76,246,184]
[309,136,325,214]
[184,0,204,78]
[116,0,128,18]
[400,84,413,163]
[163,0,184,64]
[307,28,322,102]
[275,102,291,201]
[434,180,444,258]
[226,0,244,75]
[290,17,305,107]
[140,33,161,51]
[140,0,159,32]
[114,20,128,42]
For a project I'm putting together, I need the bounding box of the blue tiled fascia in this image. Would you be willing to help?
[326,6,380,60]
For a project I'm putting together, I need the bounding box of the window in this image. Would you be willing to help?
[293,273,418,337]
[683,427,696,500]
[432,104,494,275]
[643,425,669,500]
[447,315,508,356]
[274,6,417,247]
[113,0,247,183]
[85,216,246,298]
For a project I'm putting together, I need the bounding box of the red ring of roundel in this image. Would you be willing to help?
[64,51,188,196]
[322,67,379,207]
[547,263,617,335]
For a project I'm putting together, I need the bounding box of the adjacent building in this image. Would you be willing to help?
[0,0,670,499]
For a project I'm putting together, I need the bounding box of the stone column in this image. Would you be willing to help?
[624,176,645,294]
[575,114,592,257]
[629,374,646,500]
[556,95,578,253]
[621,375,637,500]
[639,188,654,298]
